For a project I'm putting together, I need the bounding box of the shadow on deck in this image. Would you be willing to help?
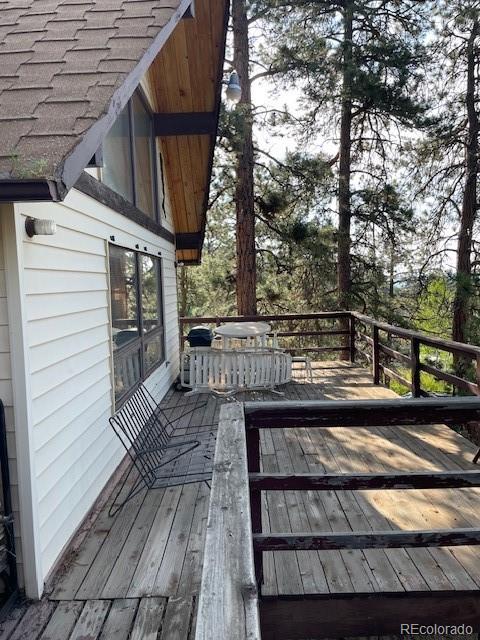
[2,362,480,640]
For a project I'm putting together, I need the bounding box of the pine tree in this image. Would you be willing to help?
[258,0,429,309]
[411,1,480,376]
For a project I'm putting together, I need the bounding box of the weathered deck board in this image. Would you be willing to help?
[98,599,138,640]
[7,600,56,640]
[68,600,110,640]
[39,601,83,640]
[128,597,165,640]
[4,362,480,640]
[126,485,184,597]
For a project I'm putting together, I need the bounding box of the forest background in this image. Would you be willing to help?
[178,0,480,392]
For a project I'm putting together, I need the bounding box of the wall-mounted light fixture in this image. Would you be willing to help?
[226,71,242,104]
[25,217,57,238]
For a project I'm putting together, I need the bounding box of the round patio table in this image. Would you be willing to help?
[214,321,271,349]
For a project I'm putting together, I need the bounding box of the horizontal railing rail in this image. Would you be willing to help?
[180,312,351,324]
[249,469,480,490]
[253,528,480,551]
[244,396,480,428]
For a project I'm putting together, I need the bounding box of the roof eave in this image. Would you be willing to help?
[195,0,230,263]
[59,0,192,195]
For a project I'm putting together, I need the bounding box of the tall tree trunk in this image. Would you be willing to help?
[452,20,479,376]
[389,249,395,300]
[337,0,354,311]
[388,229,395,314]
[233,0,257,315]
[179,265,188,318]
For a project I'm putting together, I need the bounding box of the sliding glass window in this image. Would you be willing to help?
[109,245,165,404]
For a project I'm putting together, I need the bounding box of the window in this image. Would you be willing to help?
[102,90,161,221]
[109,245,165,403]
[102,104,134,203]
[132,93,156,218]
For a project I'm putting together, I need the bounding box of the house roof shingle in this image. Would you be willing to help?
[0,0,190,198]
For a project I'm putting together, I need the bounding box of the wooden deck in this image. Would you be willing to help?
[2,362,480,639]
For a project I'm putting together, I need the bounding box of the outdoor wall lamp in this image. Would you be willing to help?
[25,216,57,238]
[226,71,242,103]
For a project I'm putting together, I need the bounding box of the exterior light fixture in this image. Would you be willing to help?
[226,71,242,103]
[25,216,57,238]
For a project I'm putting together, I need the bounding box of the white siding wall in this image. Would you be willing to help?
[14,188,179,584]
[0,205,24,587]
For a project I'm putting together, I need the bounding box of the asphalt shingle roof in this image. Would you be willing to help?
[0,0,188,198]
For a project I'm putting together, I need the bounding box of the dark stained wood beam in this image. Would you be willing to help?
[253,528,480,551]
[244,396,480,429]
[260,592,480,639]
[154,112,216,136]
[75,173,174,245]
[175,232,202,250]
[249,470,480,491]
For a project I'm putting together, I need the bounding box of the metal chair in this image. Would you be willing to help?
[108,384,216,516]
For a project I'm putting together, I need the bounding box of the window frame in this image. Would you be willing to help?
[109,244,166,407]
[140,253,165,378]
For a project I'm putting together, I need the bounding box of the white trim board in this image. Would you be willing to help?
[1,206,43,598]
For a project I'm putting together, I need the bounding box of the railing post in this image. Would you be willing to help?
[411,337,421,397]
[373,324,380,385]
[349,314,356,363]
[246,427,263,587]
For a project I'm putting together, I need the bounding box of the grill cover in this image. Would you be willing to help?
[187,326,213,347]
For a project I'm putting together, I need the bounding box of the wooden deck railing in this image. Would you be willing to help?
[352,311,480,397]
[197,397,480,640]
[180,311,480,397]
[180,312,353,357]
[245,397,480,592]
